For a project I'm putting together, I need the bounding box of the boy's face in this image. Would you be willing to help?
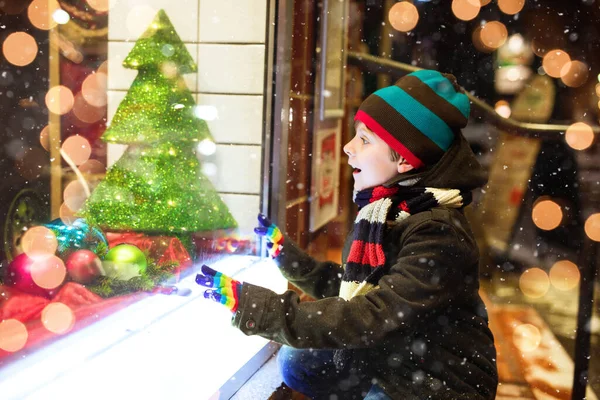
[343,121,401,191]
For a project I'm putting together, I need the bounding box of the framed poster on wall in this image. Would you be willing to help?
[317,0,348,120]
[310,121,342,231]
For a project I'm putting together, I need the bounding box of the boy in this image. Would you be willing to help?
[196,70,498,399]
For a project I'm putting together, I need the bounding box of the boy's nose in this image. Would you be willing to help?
[343,140,354,157]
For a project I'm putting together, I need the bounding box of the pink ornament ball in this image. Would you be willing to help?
[5,253,54,297]
[65,250,104,284]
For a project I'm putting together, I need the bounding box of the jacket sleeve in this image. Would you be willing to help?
[274,235,344,299]
[233,219,478,349]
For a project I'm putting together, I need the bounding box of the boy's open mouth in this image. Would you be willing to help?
[353,168,361,174]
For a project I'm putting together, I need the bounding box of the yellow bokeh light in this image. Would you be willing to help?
[519,267,550,298]
[21,226,58,261]
[480,21,508,50]
[388,2,419,32]
[513,324,542,352]
[63,180,88,212]
[542,50,571,78]
[560,60,589,88]
[2,32,38,67]
[28,0,60,30]
[85,0,116,12]
[565,122,594,151]
[549,260,580,291]
[31,255,66,290]
[42,302,75,335]
[61,135,92,166]
[498,0,525,15]
[532,199,562,231]
[0,319,28,353]
[585,213,600,242]
[81,72,108,107]
[451,0,481,21]
[494,100,511,118]
[45,85,75,115]
[595,83,600,97]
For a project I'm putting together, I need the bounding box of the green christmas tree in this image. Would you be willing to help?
[81,10,237,234]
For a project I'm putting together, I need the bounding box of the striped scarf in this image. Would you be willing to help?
[338,185,470,301]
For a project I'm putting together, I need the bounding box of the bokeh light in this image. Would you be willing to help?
[31,255,66,290]
[565,122,594,151]
[513,324,542,352]
[560,60,589,88]
[46,85,75,115]
[532,199,562,231]
[451,0,481,21]
[81,72,108,107]
[40,125,50,151]
[542,50,571,78]
[59,202,78,225]
[498,0,525,15]
[79,159,106,175]
[28,0,60,30]
[2,32,38,67]
[472,26,492,53]
[388,2,419,32]
[97,61,108,74]
[41,302,75,335]
[479,21,508,50]
[21,226,58,261]
[86,0,115,12]
[0,319,28,353]
[61,135,92,166]
[63,180,88,212]
[72,93,106,124]
[494,100,511,118]
[479,0,492,5]
[585,213,600,242]
[519,267,550,298]
[549,260,580,291]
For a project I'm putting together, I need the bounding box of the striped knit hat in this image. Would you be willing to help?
[355,70,470,169]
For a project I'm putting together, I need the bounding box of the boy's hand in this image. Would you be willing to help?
[254,213,284,258]
[195,265,242,313]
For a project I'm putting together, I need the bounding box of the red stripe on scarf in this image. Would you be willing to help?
[399,200,409,212]
[347,240,386,268]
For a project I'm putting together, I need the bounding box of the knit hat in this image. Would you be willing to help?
[354,70,470,169]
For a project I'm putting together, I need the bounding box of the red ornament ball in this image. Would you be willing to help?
[5,253,55,297]
[65,250,104,284]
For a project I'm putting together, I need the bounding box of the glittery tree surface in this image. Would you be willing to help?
[80,10,237,233]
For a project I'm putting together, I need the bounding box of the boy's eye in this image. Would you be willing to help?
[360,136,369,144]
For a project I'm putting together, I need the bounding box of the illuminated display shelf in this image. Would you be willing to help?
[0,255,287,400]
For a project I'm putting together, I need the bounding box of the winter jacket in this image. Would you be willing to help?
[232,133,498,399]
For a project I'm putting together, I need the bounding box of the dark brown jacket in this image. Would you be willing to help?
[233,133,498,399]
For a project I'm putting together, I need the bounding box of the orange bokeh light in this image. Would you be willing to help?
[494,100,511,118]
[86,0,113,12]
[519,267,550,298]
[549,260,580,291]
[42,302,75,335]
[451,0,481,21]
[59,202,78,225]
[479,21,508,50]
[0,319,28,353]
[388,2,419,32]
[585,213,600,242]
[560,60,589,88]
[28,0,60,30]
[2,32,38,67]
[31,255,66,290]
[40,125,50,151]
[21,226,58,260]
[79,159,106,175]
[81,72,108,107]
[532,199,562,231]
[498,0,525,15]
[46,85,75,115]
[63,180,88,212]
[61,135,92,166]
[542,50,571,78]
[73,93,106,124]
[565,122,594,151]
[513,324,542,352]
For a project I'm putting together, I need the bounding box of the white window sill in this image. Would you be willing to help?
[0,255,288,400]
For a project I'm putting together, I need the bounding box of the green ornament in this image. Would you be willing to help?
[103,244,147,281]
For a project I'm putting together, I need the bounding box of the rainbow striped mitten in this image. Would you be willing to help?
[254,213,284,258]
[195,265,242,312]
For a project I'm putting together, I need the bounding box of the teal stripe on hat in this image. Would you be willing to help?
[408,70,470,119]
[375,86,454,151]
